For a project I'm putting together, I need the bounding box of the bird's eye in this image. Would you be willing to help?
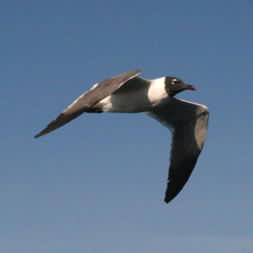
[171,78,179,85]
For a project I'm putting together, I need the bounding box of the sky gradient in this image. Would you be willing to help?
[1,0,253,252]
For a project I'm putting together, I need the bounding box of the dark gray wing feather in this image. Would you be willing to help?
[34,70,142,138]
[148,98,209,203]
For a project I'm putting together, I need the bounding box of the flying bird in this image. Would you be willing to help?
[35,70,209,203]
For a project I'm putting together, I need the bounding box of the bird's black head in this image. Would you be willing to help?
[165,77,197,97]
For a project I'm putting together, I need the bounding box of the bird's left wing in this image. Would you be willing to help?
[34,70,142,138]
[148,98,209,203]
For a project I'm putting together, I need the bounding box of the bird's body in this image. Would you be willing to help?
[96,77,168,112]
[35,70,209,204]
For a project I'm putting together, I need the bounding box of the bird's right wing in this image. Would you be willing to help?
[148,98,209,203]
[34,70,142,138]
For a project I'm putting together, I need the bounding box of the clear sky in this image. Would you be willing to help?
[1,0,253,252]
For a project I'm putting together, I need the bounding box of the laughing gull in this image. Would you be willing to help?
[35,70,209,203]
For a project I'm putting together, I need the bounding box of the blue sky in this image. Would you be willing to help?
[1,0,253,252]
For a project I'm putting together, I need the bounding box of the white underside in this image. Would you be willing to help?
[96,77,169,112]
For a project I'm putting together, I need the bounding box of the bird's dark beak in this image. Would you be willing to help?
[186,84,197,91]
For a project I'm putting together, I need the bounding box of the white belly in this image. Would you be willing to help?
[98,91,151,112]
[96,77,169,112]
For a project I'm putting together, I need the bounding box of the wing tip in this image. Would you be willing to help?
[164,199,169,204]
[34,129,49,138]
[34,134,40,138]
[164,193,176,204]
